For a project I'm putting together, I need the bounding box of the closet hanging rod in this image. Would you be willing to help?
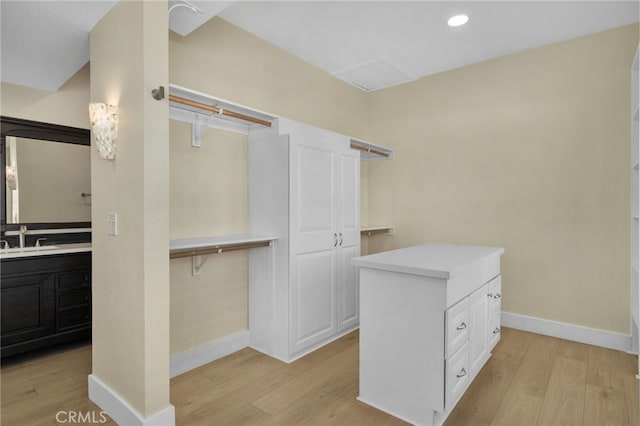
[168,95,273,128]
[169,241,272,259]
[350,143,390,158]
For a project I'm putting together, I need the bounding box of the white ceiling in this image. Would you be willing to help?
[219,1,640,91]
[1,1,638,92]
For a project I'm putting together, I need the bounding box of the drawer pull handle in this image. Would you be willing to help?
[456,322,467,331]
[487,293,493,298]
[493,327,501,334]
[457,368,467,378]
[493,293,501,299]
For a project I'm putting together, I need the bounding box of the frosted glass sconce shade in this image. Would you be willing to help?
[89,103,118,160]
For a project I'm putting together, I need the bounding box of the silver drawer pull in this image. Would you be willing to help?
[493,293,501,299]
[493,327,501,334]
[456,368,467,378]
[456,322,467,330]
[333,233,338,247]
[487,293,493,298]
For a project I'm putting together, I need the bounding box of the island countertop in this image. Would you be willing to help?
[351,243,504,279]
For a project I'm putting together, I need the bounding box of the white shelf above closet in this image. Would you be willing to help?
[361,225,395,236]
[350,138,394,160]
[168,84,278,144]
[168,84,394,160]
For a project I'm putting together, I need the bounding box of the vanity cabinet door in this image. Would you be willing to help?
[1,273,55,347]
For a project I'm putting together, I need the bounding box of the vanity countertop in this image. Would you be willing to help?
[0,242,92,260]
[351,243,504,279]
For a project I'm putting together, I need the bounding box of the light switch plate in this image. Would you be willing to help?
[107,213,118,236]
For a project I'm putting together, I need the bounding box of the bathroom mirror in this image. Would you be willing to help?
[1,117,91,227]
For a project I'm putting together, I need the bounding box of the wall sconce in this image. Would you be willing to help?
[89,103,119,160]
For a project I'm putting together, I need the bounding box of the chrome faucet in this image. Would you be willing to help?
[18,225,27,248]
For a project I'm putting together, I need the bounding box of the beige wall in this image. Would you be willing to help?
[367,24,639,334]
[90,0,170,418]
[0,64,90,128]
[168,17,369,354]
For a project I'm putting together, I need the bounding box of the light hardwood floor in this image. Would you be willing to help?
[1,328,638,425]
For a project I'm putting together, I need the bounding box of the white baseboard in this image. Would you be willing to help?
[501,311,632,352]
[170,330,249,378]
[88,374,175,426]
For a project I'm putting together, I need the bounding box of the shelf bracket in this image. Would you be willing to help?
[191,112,212,148]
[192,254,212,275]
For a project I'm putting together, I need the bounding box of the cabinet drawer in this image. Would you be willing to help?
[57,289,91,311]
[57,307,91,331]
[446,297,470,359]
[487,275,502,316]
[489,311,501,350]
[57,271,91,291]
[446,341,470,408]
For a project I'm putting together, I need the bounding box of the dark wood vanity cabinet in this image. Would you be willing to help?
[1,253,91,357]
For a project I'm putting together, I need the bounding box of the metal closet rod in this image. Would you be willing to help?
[169,241,271,259]
[168,95,273,128]
[349,144,390,158]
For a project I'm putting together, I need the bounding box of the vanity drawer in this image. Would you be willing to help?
[57,307,91,331]
[487,275,502,316]
[488,311,501,350]
[446,341,470,408]
[57,270,91,291]
[445,297,470,359]
[57,289,91,311]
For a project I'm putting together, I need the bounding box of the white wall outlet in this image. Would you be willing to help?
[107,213,118,236]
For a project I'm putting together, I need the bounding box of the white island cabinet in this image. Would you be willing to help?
[352,243,504,426]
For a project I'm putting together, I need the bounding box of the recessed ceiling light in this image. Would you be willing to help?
[447,14,469,27]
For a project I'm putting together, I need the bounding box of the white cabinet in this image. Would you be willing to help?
[469,283,489,374]
[353,243,504,426]
[248,118,360,362]
[631,43,639,375]
[488,276,502,350]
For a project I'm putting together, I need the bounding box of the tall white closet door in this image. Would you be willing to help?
[290,139,339,354]
[338,149,360,330]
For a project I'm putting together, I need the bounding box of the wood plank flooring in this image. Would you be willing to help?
[1,328,637,425]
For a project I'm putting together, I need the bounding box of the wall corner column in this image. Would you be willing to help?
[89,0,172,424]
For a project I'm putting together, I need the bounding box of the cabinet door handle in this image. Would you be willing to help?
[493,327,501,334]
[456,368,467,378]
[487,293,494,298]
[493,293,501,299]
[456,322,467,330]
[333,233,338,247]
[339,232,343,246]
